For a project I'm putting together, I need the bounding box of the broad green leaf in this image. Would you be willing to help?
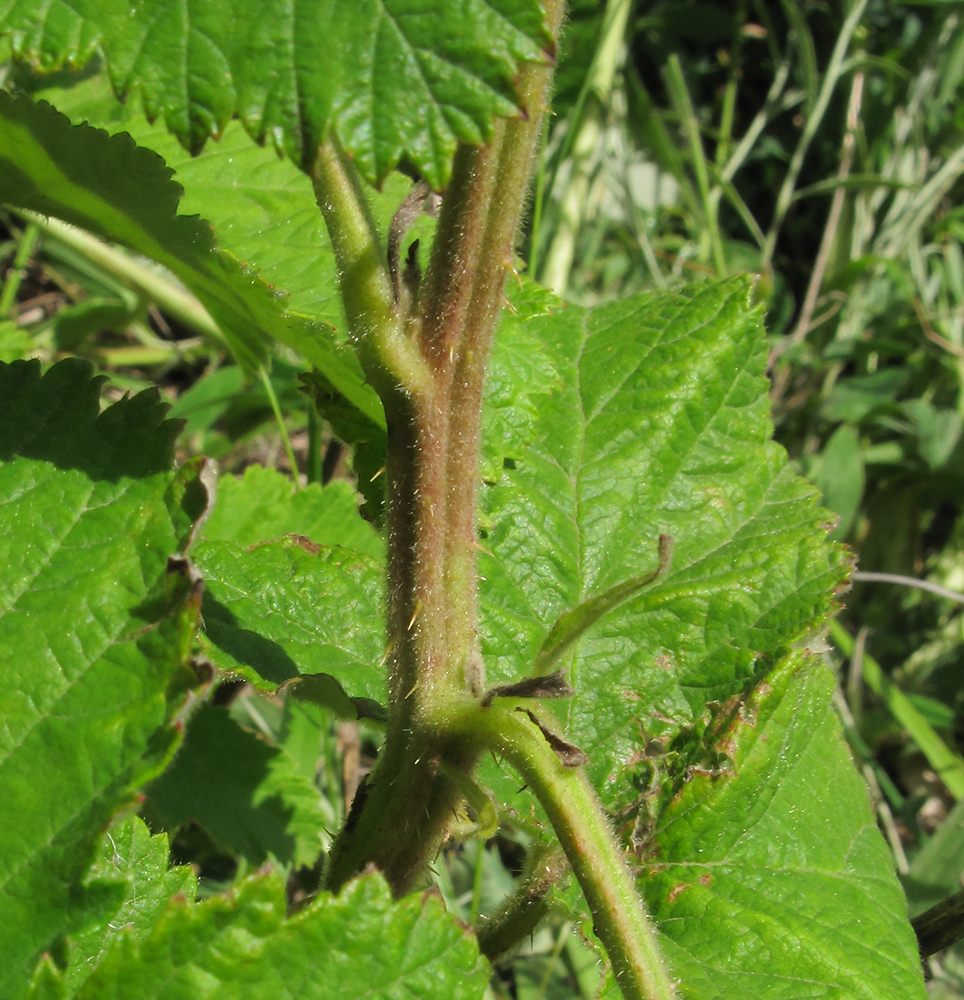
[0,0,550,189]
[642,654,927,1000]
[201,463,382,559]
[478,278,850,800]
[144,703,329,868]
[811,424,864,540]
[70,870,489,1000]
[193,536,385,703]
[64,817,195,994]
[0,358,202,1000]
[474,279,923,992]
[0,90,381,423]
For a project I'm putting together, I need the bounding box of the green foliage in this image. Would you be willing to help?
[0,0,549,188]
[644,655,922,999]
[62,817,196,995]
[30,870,489,1000]
[0,3,949,999]
[0,88,377,411]
[0,359,202,999]
[144,702,331,869]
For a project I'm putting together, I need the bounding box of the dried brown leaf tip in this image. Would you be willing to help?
[482,669,574,707]
[522,709,589,768]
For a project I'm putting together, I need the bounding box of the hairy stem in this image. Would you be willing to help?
[310,136,431,405]
[313,6,680,995]
[448,700,678,1000]
[324,0,564,895]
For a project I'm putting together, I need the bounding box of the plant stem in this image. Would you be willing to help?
[324,0,565,897]
[314,19,676,1000]
[310,136,431,406]
[457,701,678,1000]
[664,55,726,276]
[259,367,301,488]
[913,888,964,957]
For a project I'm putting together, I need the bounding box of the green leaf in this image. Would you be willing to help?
[0,90,381,423]
[479,278,849,779]
[0,358,202,1000]
[475,279,923,991]
[0,0,551,189]
[193,536,385,703]
[71,870,489,1000]
[905,796,964,915]
[63,817,195,994]
[642,654,927,1000]
[811,424,865,540]
[201,463,382,560]
[144,703,330,868]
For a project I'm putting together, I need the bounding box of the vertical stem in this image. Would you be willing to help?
[324,0,564,895]
[664,55,726,275]
[306,404,322,485]
[259,367,301,487]
[315,9,680,998]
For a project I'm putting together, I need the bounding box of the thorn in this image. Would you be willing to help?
[378,641,394,668]
[407,600,421,630]
[502,255,524,290]
[369,466,385,482]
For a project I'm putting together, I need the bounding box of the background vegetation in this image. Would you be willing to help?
[2,0,964,996]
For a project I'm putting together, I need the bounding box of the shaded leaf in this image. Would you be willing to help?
[23,66,439,336]
[144,703,329,868]
[0,358,202,1000]
[0,90,380,422]
[811,424,864,540]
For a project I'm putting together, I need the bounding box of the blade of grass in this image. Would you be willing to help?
[761,0,869,269]
[779,0,819,115]
[663,54,726,275]
[0,218,39,317]
[14,210,226,346]
[540,0,632,295]
[831,619,964,800]
[259,366,301,489]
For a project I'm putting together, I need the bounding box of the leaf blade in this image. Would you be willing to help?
[0,0,551,188]
[0,359,202,1000]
